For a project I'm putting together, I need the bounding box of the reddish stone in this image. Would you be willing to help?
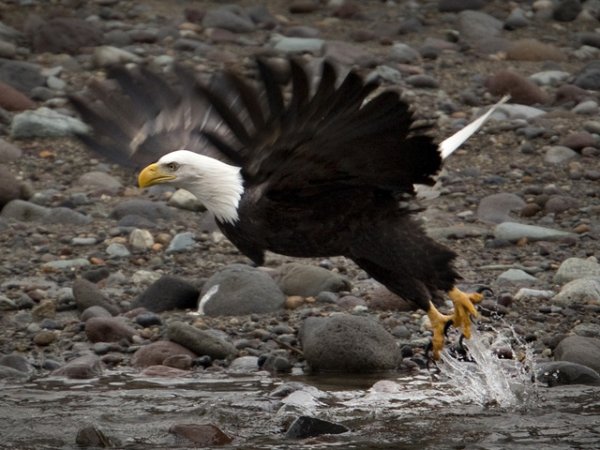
[0,81,36,111]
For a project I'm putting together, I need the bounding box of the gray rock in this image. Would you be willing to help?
[77,171,123,194]
[72,278,120,315]
[166,231,196,253]
[131,340,197,368]
[504,7,530,30]
[554,335,600,374]
[529,70,570,86]
[132,275,199,312]
[0,138,22,161]
[497,269,538,285]
[167,321,236,359]
[544,146,579,164]
[300,314,399,372]
[270,35,324,54]
[106,243,130,258]
[553,277,600,306]
[389,43,421,64]
[477,193,525,224]
[572,323,600,339]
[199,264,286,316]
[494,222,577,242]
[0,58,45,95]
[457,10,503,42]
[490,104,546,120]
[0,353,32,373]
[537,361,600,387]
[0,165,28,208]
[405,74,439,88]
[572,100,599,115]
[574,65,600,91]
[274,263,351,297]
[229,355,260,372]
[46,207,91,225]
[0,365,29,380]
[85,317,136,343]
[111,199,175,221]
[11,107,88,138]
[203,6,255,33]
[554,257,600,284]
[52,354,103,379]
[80,306,113,321]
[0,199,49,222]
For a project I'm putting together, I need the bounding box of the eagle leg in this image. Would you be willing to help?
[447,287,483,341]
[426,288,483,360]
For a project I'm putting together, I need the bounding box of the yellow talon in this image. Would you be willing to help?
[426,288,483,360]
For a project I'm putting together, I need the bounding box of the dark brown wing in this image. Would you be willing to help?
[204,58,442,199]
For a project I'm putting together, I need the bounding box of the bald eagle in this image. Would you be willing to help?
[71,58,505,359]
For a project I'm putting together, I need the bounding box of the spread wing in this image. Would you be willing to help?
[199,59,441,198]
[71,58,441,198]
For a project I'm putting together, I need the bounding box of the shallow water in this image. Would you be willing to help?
[1,363,600,449]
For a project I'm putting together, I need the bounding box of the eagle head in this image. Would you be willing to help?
[138,150,244,224]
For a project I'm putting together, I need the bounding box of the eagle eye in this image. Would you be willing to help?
[165,162,179,171]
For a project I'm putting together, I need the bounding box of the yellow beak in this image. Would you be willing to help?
[138,163,175,188]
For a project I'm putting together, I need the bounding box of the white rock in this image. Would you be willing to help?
[93,45,141,67]
[11,107,89,138]
[270,34,324,54]
[494,222,577,242]
[514,288,555,300]
[529,70,570,86]
[129,228,154,251]
[544,146,579,164]
[168,188,204,211]
[554,257,600,284]
[497,269,538,284]
[553,277,600,306]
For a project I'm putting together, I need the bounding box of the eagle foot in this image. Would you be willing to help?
[426,288,483,360]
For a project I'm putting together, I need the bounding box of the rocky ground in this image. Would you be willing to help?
[1,0,600,443]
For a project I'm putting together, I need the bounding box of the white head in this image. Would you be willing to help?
[138,149,244,224]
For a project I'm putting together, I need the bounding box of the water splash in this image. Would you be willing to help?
[438,327,538,408]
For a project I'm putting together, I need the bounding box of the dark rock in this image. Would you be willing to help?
[131,341,197,368]
[537,361,600,386]
[439,0,486,12]
[274,263,351,297]
[368,286,415,311]
[84,317,136,343]
[46,207,91,225]
[75,425,115,448]
[200,264,285,316]
[167,321,237,360]
[554,335,600,373]
[559,131,598,151]
[486,70,548,105]
[553,0,582,22]
[0,353,32,373]
[72,278,120,315]
[0,165,28,208]
[0,199,49,222]
[286,416,349,439]
[544,195,579,214]
[574,64,600,91]
[300,315,399,372]
[169,424,232,446]
[52,354,103,379]
[289,1,319,14]
[28,16,103,54]
[405,74,439,89]
[132,275,199,312]
[0,80,36,111]
[202,6,255,33]
[134,311,162,327]
[0,58,45,95]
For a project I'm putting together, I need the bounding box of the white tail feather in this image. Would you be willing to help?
[439,95,510,160]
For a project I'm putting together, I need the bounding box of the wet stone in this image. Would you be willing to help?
[84,317,136,343]
[52,354,103,379]
[537,361,600,387]
[132,341,197,368]
[169,423,232,446]
[554,335,600,374]
[286,416,349,439]
[75,425,116,448]
[167,321,236,360]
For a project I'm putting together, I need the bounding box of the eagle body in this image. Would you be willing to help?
[71,57,499,357]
